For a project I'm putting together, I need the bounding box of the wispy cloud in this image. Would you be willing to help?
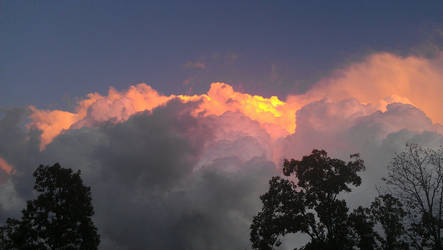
[183,61,206,70]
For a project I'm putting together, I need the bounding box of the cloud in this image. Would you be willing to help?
[184,61,206,70]
[28,51,443,151]
[37,100,276,250]
[279,99,443,207]
[28,84,174,149]
[0,158,13,175]
[28,82,293,150]
[292,51,443,125]
[4,99,443,249]
[1,50,443,249]
[0,107,39,221]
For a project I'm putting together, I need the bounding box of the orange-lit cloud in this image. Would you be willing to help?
[28,82,294,150]
[28,85,176,150]
[291,52,443,124]
[0,157,13,174]
[28,51,443,150]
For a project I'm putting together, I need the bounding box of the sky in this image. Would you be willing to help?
[2,1,443,109]
[1,1,443,250]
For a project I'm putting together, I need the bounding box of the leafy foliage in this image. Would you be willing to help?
[369,194,409,250]
[250,149,367,250]
[0,163,100,250]
[249,148,431,250]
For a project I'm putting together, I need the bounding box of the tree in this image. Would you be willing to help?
[348,206,377,250]
[0,163,100,250]
[383,144,443,250]
[250,149,368,250]
[369,194,409,250]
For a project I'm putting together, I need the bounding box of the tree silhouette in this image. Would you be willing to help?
[250,149,368,250]
[368,194,409,250]
[251,146,443,250]
[0,163,100,250]
[383,144,443,250]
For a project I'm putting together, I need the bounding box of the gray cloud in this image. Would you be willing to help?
[1,98,442,250]
[0,107,41,219]
[280,100,443,206]
[0,101,277,250]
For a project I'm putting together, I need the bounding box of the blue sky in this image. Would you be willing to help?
[1,0,442,109]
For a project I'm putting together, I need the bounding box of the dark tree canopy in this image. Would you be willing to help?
[251,146,443,250]
[369,194,409,250]
[0,163,100,250]
[250,149,367,250]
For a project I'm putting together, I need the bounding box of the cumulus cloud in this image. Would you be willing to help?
[280,100,443,206]
[1,100,277,250]
[48,103,275,250]
[0,51,442,249]
[293,51,443,124]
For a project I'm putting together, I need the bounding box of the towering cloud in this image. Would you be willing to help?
[1,51,442,249]
[298,52,443,123]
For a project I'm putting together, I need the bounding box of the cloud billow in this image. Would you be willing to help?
[0,51,443,249]
[34,100,276,250]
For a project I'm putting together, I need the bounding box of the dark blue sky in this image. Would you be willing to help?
[2,0,442,110]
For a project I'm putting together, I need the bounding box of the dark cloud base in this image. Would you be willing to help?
[1,100,442,250]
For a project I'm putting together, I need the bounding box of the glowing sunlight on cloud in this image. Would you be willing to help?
[28,52,443,152]
[3,51,443,250]
[0,157,13,174]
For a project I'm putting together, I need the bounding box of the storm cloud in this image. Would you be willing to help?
[1,52,442,249]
